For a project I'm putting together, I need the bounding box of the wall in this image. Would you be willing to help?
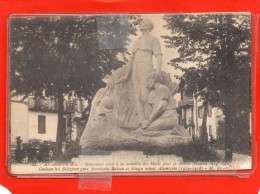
[194,98,220,139]
[28,111,58,142]
[11,98,79,144]
[28,111,79,142]
[10,102,29,145]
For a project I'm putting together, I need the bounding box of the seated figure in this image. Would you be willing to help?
[136,72,189,137]
[79,67,190,150]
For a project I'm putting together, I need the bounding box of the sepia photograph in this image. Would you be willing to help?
[8,13,251,175]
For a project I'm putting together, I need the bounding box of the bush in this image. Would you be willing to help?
[209,137,225,150]
[14,137,56,163]
[14,137,24,163]
[209,135,216,146]
[176,138,220,162]
[143,138,220,162]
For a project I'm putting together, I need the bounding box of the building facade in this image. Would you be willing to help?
[177,79,223,140]
[10,100,29,145]
[10,96,86,145]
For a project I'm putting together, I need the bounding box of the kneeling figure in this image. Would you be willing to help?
[137,72,188,137]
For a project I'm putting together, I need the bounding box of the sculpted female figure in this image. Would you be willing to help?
[117,18,163,123]
[80,18,190,150]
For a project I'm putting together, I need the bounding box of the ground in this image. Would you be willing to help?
[10,151,251,175]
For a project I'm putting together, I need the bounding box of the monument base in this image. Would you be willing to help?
[80,120,191,151]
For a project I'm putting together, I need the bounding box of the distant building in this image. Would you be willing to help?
[177,79,224,140]
[10,96,86,145]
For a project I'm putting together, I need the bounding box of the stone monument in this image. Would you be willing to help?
[79,18,190,151]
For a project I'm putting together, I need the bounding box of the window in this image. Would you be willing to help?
[209,125,212,136]
[38,115,46,134]
[208,105,212,117]
[187,117,192,125]
[198,107,203,119]
[185,91,193,98]
[181,91,184,100]
[80,99,85,112]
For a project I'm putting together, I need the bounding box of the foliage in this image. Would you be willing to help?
[13,138,85,163]
[162,14,251,159]
[143,138,220,162]
[10,15,141,101]
[14,138,56,163]
[209,135,216,146]
[163,13,250,109]
[159,71,178,95]
[210,136,251,156]
[10,15,142,152]
[14,136,23,162]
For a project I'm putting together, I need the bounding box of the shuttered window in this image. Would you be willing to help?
[209,125,212,136]
[198,107,203,119]
[38,115,46,134]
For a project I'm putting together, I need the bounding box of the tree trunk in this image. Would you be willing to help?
[224,111,233,161]
[200,101,208,144]
[233,111,250,154]
[56,91,64,155]
[223,97,234,161]
[241,115,250,154]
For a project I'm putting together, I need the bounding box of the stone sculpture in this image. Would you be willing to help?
[79,18,190,151]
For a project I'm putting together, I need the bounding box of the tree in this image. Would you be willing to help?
[163,14,251,160]
[10,15,141,154]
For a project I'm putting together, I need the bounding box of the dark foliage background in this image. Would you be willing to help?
[162,14,251,159]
